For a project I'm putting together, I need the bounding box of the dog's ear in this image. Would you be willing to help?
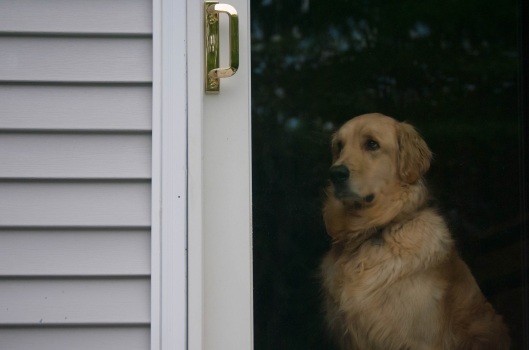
[397,122,432,183]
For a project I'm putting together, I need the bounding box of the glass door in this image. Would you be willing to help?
[251,0,527,349]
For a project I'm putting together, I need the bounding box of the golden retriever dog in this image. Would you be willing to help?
[320,113,510,350]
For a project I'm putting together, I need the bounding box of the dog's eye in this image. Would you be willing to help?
[364,139,380,151]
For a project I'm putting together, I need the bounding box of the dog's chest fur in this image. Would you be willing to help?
[321,209,453,349]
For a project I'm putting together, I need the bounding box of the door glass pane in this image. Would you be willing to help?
[251,1,527,349]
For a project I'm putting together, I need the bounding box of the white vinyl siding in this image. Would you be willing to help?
[0,85,151,131]
[0,327,150,350]
[0,134,151,178]
[0,279,150,324]
[0,37,151,82]
[0,182,151,226]
[0,229,150,276]
[0,0,151,35]
[0,1,153,349]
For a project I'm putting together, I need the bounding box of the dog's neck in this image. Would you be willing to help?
[330,225,386,256]
[323,179,429,243]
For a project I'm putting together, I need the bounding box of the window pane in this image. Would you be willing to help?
[251,0,527,349]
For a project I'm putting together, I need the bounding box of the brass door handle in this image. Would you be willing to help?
[205,1,239,94]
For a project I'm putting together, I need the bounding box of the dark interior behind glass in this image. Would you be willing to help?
[250,0,528,348]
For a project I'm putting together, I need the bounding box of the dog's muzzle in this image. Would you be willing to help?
[329,164,375,204]
[329,164,349,185]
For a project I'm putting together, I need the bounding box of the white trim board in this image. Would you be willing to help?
[150,0,188,348]
[188,0,254,348]
[152,0,253,348]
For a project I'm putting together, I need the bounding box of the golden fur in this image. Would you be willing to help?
[321,113,510,350]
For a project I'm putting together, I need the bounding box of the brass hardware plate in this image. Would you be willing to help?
[205,1,239,94]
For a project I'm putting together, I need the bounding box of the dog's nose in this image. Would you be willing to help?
[330,165,350,184]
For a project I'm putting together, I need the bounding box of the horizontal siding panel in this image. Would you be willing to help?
[0,0,151,34]
[0,182,151,227]
[0,327,149,350]
[0,85,152,131]
[0,37,152,82]
[0,0,155,344]
[0,279,150,324]
[0,230,150,276]
[0,134,151,179]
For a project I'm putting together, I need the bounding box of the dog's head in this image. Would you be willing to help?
[328,113,432,209]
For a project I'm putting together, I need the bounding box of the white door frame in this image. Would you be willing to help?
[152,0,253,348]
[188,0,254,348]
[151,0,188,349]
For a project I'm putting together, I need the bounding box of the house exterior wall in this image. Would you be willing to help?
[0,1,153,348]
